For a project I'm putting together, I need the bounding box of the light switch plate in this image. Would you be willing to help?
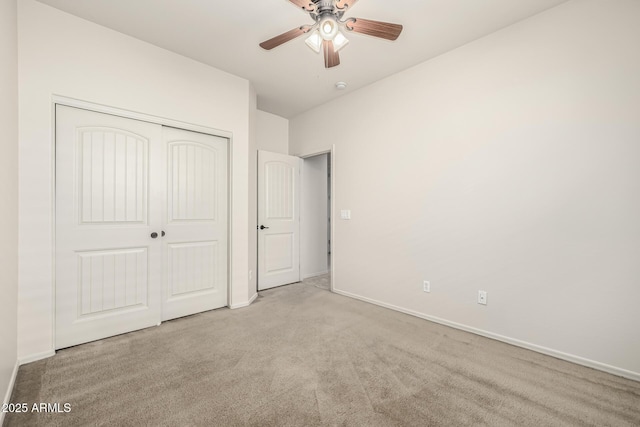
[478,290,487,305]
[340,209,351,220]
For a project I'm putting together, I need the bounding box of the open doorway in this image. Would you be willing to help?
[301,152,331,290]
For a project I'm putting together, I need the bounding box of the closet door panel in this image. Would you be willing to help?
[55,105,163,349]
[161,127,228,321]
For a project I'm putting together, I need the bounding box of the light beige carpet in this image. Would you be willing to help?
[5,275,640,426]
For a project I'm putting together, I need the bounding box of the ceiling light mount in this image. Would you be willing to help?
[335,81,347,90]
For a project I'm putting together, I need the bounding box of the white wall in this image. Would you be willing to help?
[0,0,19,411]
[301,155,329,279]
[290,0,640,379]
[18,0,253,360]
[256,110,288,154]
[248,85,258,297]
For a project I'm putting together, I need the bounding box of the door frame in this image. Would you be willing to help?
[51,95,233,350]
[298,146,335,292]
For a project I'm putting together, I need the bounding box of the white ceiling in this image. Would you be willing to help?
[36,0,568,118]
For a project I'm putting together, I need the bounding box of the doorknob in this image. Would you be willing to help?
[260,225,269,230]
[150,232,158,239]
[161,231,166,237]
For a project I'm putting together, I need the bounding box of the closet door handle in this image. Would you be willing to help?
[259,225,269,230]
[150,232,158,239]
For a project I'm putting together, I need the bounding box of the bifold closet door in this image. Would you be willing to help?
[55,105,163,349]
[56,106,229,349]
[161,127,228,321]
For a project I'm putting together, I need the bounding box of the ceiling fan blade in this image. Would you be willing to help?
[323,40,340,68]
[288,0,314,11]
[345,18,403,41]
[260,26,310,50]
[335,0,359,10]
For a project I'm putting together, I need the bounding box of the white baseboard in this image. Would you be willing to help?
[302,270,330,280]
[229,292,258,309]
[1,361,20,425]
[18,349,55,366]
[333,288,640,382]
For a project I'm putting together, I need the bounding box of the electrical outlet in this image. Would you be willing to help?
[478,290,487,305]
[423,280,430,293]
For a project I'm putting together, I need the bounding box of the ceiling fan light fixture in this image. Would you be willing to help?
[333,31,349,52]
[259,1,403,69]
[319,17,339,40]
[305,31,323,53]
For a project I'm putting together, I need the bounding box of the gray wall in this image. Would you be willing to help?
[0,0,19,410]
[302,154,329,278]
[290,0,640,379]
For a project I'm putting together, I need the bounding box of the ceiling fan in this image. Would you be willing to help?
[259,0,403,68]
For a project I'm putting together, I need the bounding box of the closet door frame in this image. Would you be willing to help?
[51,95,233,349]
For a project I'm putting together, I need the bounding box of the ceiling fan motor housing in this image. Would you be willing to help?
[313,0,336,15]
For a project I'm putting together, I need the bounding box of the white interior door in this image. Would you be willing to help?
[162,127,228,321]
[258,150,301,290]
[55,105,163,349]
